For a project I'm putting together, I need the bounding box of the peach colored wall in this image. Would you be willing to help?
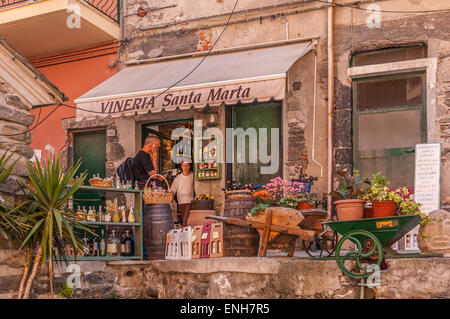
[30,42,119,161]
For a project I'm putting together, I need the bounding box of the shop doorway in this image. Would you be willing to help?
[141,119,194,186]
[73,130,107,238]
[226,103,282,186]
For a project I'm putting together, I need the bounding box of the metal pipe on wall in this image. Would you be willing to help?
[327,0,335,216]
[311,40,323,178]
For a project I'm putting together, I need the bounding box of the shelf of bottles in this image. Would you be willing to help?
[66,184,143,261]
[194,135,221,180]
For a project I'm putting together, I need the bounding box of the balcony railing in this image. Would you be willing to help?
[83,0,120,24]
[0,0,120,24]
[0,0,29,10]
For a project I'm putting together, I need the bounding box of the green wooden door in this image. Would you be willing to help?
[353,72,426,187]
[73,131,107,211]
[231,103,282,185]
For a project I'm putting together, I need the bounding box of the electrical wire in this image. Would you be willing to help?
[0,103,61,137]
[315,0,450,14]
[0,0,239,133]
[67,0,240,116]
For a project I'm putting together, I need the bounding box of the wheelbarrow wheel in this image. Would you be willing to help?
[305,224,338,258]
[335,230,383,279]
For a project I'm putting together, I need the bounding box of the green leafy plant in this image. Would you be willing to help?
[250,190,270,216]
[17,156,88,299]
[57,282,74,299]
[278,196,298,209]
[329,170,369,200]
[296,192,317,205]
[361,172,390,201]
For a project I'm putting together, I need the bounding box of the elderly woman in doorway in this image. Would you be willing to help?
[170,161,194,227]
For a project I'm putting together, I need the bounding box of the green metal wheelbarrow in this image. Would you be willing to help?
[324,214,421,279]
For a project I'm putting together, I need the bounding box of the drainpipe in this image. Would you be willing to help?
[327,0,335,216]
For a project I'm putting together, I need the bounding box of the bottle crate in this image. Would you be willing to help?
[165,228,181,260]
[200,222,214,258]
[209,222,224,258]
[191,225,203,259]
[179,226,193,260]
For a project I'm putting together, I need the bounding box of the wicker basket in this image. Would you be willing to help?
[225,189,253,199]
[143,174,173,204]
[89,179,113,188]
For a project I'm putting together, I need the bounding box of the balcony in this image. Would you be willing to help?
[0,0,120,58]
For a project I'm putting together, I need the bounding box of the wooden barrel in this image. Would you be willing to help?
[223,197,259,257]
[143,204,173,260]
[187,209,217,226]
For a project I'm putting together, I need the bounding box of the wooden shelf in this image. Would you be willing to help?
[76,185,143,193]
[77,221,140,226]
[69,185,144,261]
[56,256,142,261]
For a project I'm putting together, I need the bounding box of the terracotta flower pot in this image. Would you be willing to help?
[363,207,374,219]
[297,201,315,211]
[334,199,365,221]
[372,201,397,218]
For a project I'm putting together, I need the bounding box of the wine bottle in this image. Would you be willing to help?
[107,230,120,257]
[82,230,90,256]
[121,230,134,257]
[99,229,107,257]
[90,229,99,257]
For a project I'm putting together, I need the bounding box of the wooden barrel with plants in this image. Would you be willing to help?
[143,204,173,260]
[223,197,259,257]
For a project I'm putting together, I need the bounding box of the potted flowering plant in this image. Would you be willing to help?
[250,190,270,216]
[330,170,369,221]
[369,185,402,217]
[251,177,305,215]
[296,192,317,210]
[263,177,305,204]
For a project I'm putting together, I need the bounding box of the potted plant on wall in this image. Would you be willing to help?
[330,170,369,221]
[361,172,391,218]
[296,193,317,210]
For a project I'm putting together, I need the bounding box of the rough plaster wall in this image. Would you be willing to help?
[286,52,328,198]
[0,80,35,200]
[121,0,330,197]
[333,7,450,201]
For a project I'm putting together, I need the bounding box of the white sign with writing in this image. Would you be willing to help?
[414,143,441,214]
[75,77,285,119]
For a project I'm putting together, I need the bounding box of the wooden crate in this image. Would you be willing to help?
[179,226,193,260]
[210,222,224,258]
[200,222,213,258]
[191,225,203,259]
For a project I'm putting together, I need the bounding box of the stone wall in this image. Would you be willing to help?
[1,249,449,299]
[0,80,35,201]
[333,6,450,201]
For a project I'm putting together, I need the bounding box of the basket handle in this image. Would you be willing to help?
[144,174,171,191]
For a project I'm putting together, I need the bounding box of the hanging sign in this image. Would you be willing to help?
[414,143,441,214]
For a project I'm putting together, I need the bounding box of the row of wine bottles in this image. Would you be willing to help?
[81,229,134,257]
[222,181,261,191]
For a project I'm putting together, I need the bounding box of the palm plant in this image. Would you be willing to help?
[17,156,88,299]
